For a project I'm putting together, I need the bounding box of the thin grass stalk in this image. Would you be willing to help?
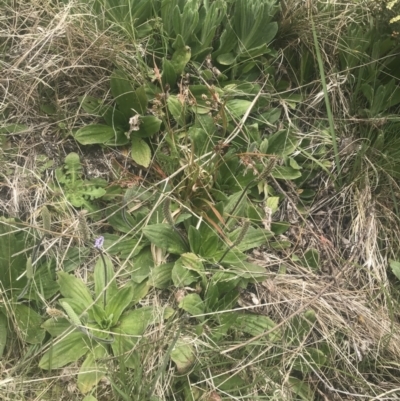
[311,17,342,188]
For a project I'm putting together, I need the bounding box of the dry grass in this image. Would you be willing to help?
[1,1,400,400]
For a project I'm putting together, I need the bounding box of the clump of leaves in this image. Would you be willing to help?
[52,152,107,212]
[75,71,162,167]
[39,254,173,394]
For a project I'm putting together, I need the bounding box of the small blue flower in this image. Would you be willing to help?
[94,236,104,249]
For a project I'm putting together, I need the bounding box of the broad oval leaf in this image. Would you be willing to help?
[170,339,195,373]
[225,99,252,119]
[74,124,116,145]
[271,166,302,180]
[136,115,162,138]
[39,331,88,370]
[179,293,204,322]
[143,224,188,255]
[131,137,151,167]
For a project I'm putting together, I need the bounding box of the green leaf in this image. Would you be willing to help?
[148,262,174,289]
[301,248,320,271]
[131,137,151,167]
[188,226,201,254]
[0,124,28,134]
[172,262,201,287]
[167,95,187,126]
[172,253,205,287]
[106,285,134,326]
[14,304,45,344]
[77,344,107,394]
[110,70,137,119]
[390,260,400,281]
[74,124,117,145]
[0,312,8,357]
[118,306,159,336]
[83,396,98,401]
[234,313,280,341]
[179,293,204,322]
[225,99,252,119]
[170,43,191,75]
[94,254,118,305]
[230,261,268,281]
[229,227,272,252]
[131,247,153,283]
[170,339,195,373]
[57,271,93,313]
[39,331,88,370]
[42,317,72,337]
[217,53,236,65]
[143,224,188,255]
[266,197,279,214]
[136,116,162,138]
[0,217,28,292]
[267,130,298,156]
[293,347,327,374]
[288,377,315,400]
[162,58,178,87]
[271,166,302,180]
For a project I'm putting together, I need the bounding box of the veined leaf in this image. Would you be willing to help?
[179,293,204,322]
[39,332,88,370]
[14,304,45,344]
[94,254,118,305]
[170,339,195,373]
[74,124,116,145]
[131,137,152,167]
[57,271,93,313]
[143,224,188,255]
[105,285,134,326]
[0,312,7,357]
[78,344,107,394]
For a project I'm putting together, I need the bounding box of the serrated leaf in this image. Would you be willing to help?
[131,137,151,167]
[170,339,195,373]
[39,332,88,370]
[74,124,116,145]
[179,293,204,321]
[143,224,188,255]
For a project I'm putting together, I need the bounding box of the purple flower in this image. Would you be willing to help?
[94,236,104,249]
